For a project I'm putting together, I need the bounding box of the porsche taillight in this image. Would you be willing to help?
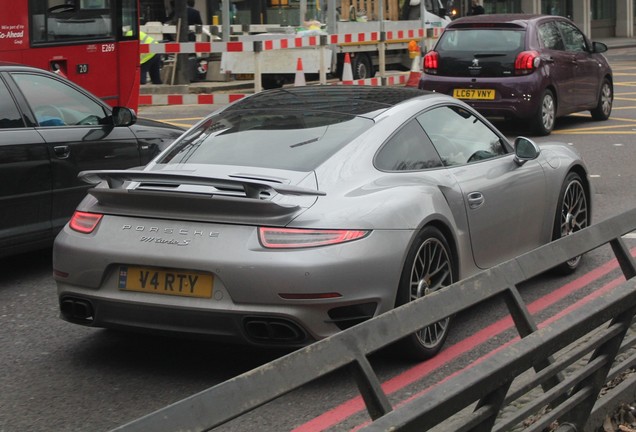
[258,227,369,249]
[69,211,103,233]
[514,50,540,75]
[423,51,439,74]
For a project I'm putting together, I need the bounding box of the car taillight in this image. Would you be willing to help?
[69,211,103,233]
[423,51,439,74]
[515,50,540,75]
[258,227,369,249]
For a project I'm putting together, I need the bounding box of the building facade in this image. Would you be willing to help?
[479,0,634,38]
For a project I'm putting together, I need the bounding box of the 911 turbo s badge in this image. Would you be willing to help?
[139,236,192,246]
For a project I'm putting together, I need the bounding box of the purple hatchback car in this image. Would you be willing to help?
[419,14,613,135]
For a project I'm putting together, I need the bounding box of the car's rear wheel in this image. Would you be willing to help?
[590,78,613,120]
[395,226,454,360]
[533,89,556,136]
[552,172,589,275]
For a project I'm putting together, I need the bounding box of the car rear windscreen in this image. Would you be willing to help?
[438,29,525,52]
[158,110,374,172]
[435,29,526,77]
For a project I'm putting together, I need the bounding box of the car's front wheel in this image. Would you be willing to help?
[533,89,556,136]
[395,226,454,360]
[552,172,589,275]
[590,78,613,120]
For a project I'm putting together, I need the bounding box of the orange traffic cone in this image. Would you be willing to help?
[405,54,422,88]
[342,53,354,83]
[294,57,306,87]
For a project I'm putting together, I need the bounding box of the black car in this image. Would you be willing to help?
[0,63,184,257]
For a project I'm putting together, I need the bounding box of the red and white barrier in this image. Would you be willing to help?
[337,74,408,87]
[139,30,431,54]
[138,93,247,106]
[137,74,409,106]
[139,27,442,105]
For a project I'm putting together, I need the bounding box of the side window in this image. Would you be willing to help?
[538,21,565,50]
[0,80,24,129]
[375,120,443,171]
[557,21,587,53]
[416,106,507,166]
[11,73,107,127]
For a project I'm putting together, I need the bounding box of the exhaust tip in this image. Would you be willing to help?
[244,317,307,343]
[60,297,94,324]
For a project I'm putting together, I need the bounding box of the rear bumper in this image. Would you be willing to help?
[58,292,315,346]
[419,73,545,120]
[53,216,411,346]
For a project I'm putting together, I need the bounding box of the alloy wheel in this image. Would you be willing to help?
[410,237,453,349]
[560,178,588,267]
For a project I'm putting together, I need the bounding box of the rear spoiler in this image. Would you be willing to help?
[79,170,326,198]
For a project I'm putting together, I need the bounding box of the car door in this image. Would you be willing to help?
[557,20,599,108]
[9,71,141,233]
[417,105,548,269]
[0,73,52,255]
[537,20,578,111]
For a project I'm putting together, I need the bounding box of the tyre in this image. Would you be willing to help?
[532,89,556,136]
[590,78,613,120]
[350,53,373,80]
[261,74,286,90]
[395,226,455,360]
[551,172,589,275]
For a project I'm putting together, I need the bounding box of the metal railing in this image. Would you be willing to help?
[111,208,636,432]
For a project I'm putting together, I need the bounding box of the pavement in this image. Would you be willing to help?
[139,36,636,97]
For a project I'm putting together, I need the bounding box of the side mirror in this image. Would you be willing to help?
[513,136,540,166]
[111,106,137,127]
[592,41,608,54]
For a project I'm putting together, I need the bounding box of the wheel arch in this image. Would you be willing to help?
[545,84,558,110]
[421,219,461,282]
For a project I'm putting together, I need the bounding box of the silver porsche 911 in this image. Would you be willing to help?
[53,86,591,359]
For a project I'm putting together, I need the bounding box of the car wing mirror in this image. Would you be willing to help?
[111,107,137,127]
[513,136,540,166]
[592,41,608,54]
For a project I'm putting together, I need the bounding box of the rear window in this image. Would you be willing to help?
[437,29,525,53]
[158,110,373,171]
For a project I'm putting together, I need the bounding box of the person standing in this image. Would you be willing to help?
[139,31,162,85]
[469,0,485,15]
[187,0,203,26]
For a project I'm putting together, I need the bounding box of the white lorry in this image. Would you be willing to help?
[220,0,451,89]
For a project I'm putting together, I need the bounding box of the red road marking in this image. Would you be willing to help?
[292,250,634,432]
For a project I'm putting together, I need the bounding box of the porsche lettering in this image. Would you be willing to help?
[122,225,219,237]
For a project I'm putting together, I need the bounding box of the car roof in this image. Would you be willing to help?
[0,61,33,69]
[225,86,434,117]
[447,13,568,29]
[0,62,56,74]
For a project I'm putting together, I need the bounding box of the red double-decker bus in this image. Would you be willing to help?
[0,0,141,110]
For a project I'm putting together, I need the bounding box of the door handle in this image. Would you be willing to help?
[53,145,70,159]
[467,192,484,209]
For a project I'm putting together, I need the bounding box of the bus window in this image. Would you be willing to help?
[119,0,139,39]
[30,0,114,44]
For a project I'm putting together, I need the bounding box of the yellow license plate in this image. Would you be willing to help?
[453,88,496,100]
[118,266,213,298]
